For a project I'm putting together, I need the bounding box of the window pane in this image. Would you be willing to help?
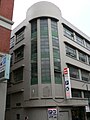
[68,65,79,79]
[86,41,90,50]
[66,44,77,58]
[64,27,74,40]
[79,51,87,63]
[31,20,38,85]
[40,18,51,84]
[84,91,90,98]
[31,20,37,39]
[14,46,24,62]
[13,67,23,82]
[51,19,62,84]
[10,37,14,48]
[54,72,62,84]
[76,35,84,46]
[81,70,89,81]
[72,89,82,98]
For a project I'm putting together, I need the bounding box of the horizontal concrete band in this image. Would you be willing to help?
[0,15,14,30]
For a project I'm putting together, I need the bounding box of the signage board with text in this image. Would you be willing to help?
[64,68,72,99]
[0,54,11,81]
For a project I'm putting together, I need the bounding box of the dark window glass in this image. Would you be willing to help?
[68,65,79,79]
[76,35,84,46]
[72,89,82,98]
[13,67,23,82]
[31,20,38,85]
[54,71,62,84]
[6,95,10,108]
[66,44,77,58]
[10,37,14,48]
[88,56,90,65]
[81,70,89,82]
[16,114,20,120]
[86,41,90,51]
[84,91,90,98]
[51,19,62,84]
[14,46,24,62]
[31,20,37,39]
[40,18,51,84]
[16,27,25,43]
[79,51,87,63]
[63,26,74,40]
[10,53,13,65]
[7,73,12,87]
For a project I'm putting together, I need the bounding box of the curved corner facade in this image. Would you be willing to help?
[6,1,90,120]
[26,1,61,21]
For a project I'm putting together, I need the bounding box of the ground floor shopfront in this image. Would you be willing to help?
[6,106,89,120]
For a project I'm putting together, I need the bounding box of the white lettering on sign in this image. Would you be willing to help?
[0,54,11,81]
[48,108,57,119]
[64,68,72,99]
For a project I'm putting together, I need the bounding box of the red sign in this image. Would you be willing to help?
[64,68,68,74]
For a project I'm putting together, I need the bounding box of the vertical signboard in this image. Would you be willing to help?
[0,54,11,81]
[48,108,57,120]
[64,68,72,99]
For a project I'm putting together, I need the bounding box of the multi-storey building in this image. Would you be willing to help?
[6,1,90,120]
[0,0,14,120]
[0,0,14,53]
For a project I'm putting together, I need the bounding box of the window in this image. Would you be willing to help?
[31,63,38,85]
[76,35,84,46]
[13,67,23,82]
[63,26,74,40]
[10,36,14,48]
[14,46,24,62]
[16,27,25,43]
[51,19,58,39]
[6,95,10,108]
[84,91,90,98]
[86,41,90,51]
[53,48,61,71]
[54,71,62,84]
[31,20,37,39]
[10,53,13,65]
[31,19,38,85]
[72,89,82,98]
[66,44,77,58]
[51,19,62,84]
[40,18,51,84]
[88,56,90,65]
[81,69,89,82]
[7,73,12,87]
[16,114,20,120]
[68,65,79,79]
[78,51,87,63]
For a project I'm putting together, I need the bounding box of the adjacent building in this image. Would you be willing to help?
[6,1,90,120]
[0,0,14,120]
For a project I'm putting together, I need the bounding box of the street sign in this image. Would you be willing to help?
[48,108,57,119]
[0,54,11,81]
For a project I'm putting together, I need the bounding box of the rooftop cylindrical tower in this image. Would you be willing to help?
[26,1,62,21]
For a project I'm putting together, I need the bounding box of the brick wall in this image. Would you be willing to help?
[0,26,11,53]
[0,0,14,20]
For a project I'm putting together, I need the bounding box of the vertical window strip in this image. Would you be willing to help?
[31,20,38,85]
[51,19,62,84]
[40,18,51,84]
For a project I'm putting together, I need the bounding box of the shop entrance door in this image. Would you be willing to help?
[59,111,69,120]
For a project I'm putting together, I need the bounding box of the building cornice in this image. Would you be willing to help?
[0,15,14,30]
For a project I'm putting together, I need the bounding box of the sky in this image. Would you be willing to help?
[12,0,90,37]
